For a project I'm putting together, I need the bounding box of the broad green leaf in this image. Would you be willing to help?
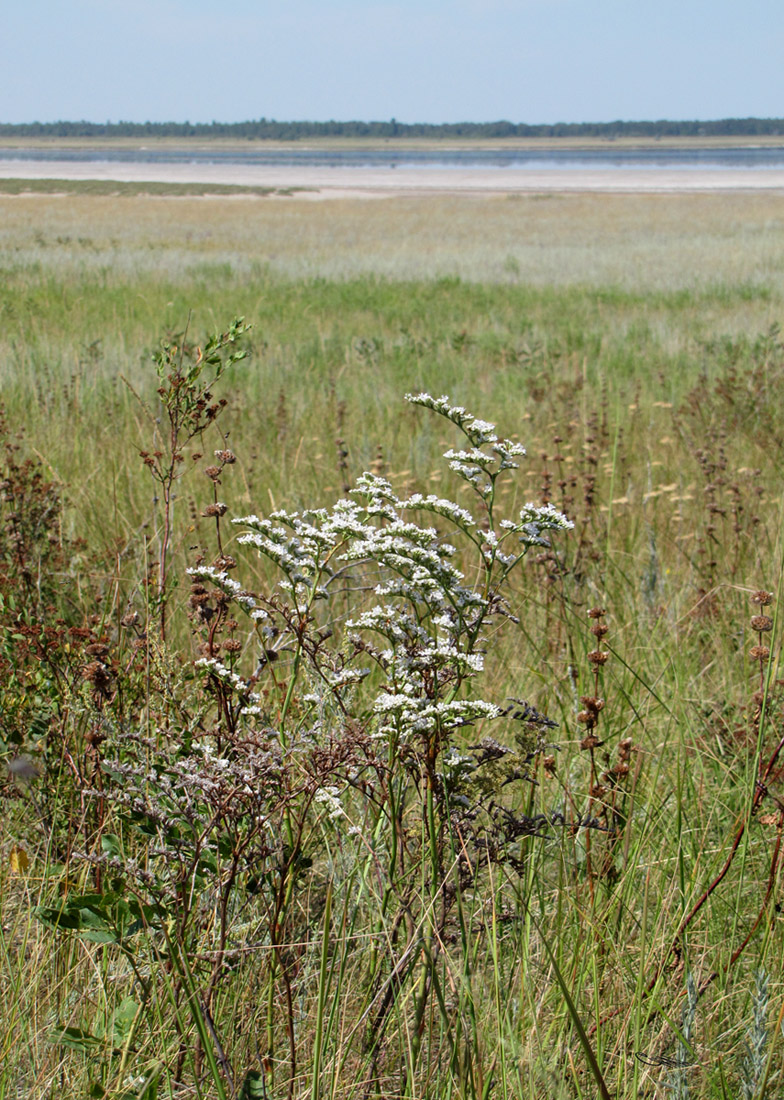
[51,1025,101,1052]
[111,997,140,1045]
[239,1070,266,1099]
[101,833,123,859]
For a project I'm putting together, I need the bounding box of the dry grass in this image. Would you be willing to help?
[1,190,784,1099]
[1,190,784,290]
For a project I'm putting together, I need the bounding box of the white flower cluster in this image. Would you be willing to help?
[314,785,345,820]
[373,693,500,740]
[500,501,575,547]
[343,524,473,609]
[230,395,573,753]
[195,657,260,704]
[442,747,474,770]
[234,513,325,599]
[405,393,497,447]
[324,667,371,689]
[406,393,530,499]
[237,475,488,617]
[187,565,262,613]
[404,493,476,528]
[479,529,517,569]
[347,605,432,647]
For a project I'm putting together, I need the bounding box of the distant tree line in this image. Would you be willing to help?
[1,118,783,140]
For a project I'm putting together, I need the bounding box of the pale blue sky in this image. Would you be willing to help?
[2,0,782,124]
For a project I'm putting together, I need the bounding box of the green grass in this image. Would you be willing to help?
[0,178,307,198]
[0,179,308,197]
[1,192,784,1100]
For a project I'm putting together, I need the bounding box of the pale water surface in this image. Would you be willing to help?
[2,145,784,171]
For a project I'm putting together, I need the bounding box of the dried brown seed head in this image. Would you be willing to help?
[751,590,774,606]
[215,449,236,464]
[750,645,771,661]
[588,607,607,619]
[82,660,113,693]
[590,623,609,638]
[204,465,222,480]
[587,650,609,666]
[580,695,605,713]
[751,615,773,633]
[580,733,602,750]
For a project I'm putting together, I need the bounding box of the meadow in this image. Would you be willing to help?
[1,188,784,1100]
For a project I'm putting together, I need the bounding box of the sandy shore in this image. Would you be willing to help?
[2,158,784,197]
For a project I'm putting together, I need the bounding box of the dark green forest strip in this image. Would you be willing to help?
[1,116,784,139]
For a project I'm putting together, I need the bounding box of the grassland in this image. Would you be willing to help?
[0,180,305,197]
[1,189,784,1100]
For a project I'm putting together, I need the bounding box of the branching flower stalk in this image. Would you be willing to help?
[130,317,249,641]
[577,607,609,897]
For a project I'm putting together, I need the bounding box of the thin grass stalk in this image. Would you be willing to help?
[310,879,333,1100]
[165,932,230,1100]
[529,908,613,1100]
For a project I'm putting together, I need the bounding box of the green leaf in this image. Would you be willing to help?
[239,1070,266,1099]
[35,904,96,933]
[34,892,132,944]
[101,833,123,859]
[111,997,140,1045]
[51,1025,101,1052]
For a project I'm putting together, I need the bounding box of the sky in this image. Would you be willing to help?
[2,0,782,125]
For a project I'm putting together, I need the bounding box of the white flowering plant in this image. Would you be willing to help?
[219,394,572,789]
[85,391,572,1094]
